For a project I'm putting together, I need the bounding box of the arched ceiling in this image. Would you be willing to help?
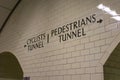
[0,0,20,33]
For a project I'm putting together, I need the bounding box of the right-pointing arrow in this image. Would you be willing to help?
[97,19,103,23]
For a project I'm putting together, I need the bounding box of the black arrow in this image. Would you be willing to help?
[97,19,103,23]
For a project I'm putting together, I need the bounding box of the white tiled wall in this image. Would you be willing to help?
[0,0,120,80]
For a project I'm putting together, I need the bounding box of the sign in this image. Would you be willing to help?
[24,14,103,51]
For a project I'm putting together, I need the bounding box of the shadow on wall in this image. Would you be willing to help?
[0,52,23,80]
[104,42,120,80]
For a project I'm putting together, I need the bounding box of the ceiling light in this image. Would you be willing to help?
[97,4,120,21]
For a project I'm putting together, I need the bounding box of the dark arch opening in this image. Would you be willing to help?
[0,52,23,80]
[104,42,120,80]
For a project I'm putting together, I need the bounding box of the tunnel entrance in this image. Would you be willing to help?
[0,52,23,80]
[104,42,120,80]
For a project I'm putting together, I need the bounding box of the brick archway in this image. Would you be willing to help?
[100,32,120,65]
[99,32,120,80]
[104,42,120,80]
[0,52,23,80]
